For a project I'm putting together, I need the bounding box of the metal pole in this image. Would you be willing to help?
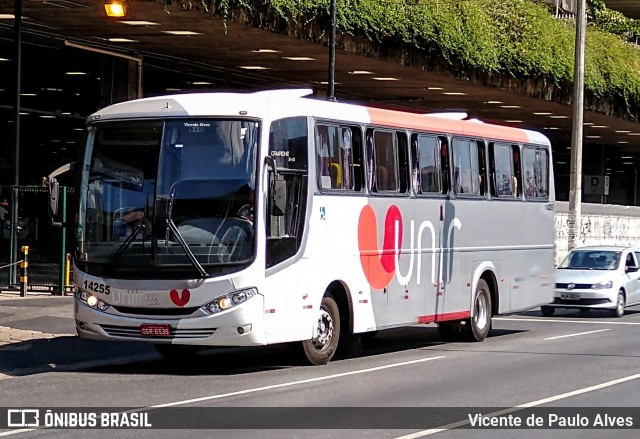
[327,0,336,101]
[20,245,28,297]
[567,0,586,251]
[10,0,22,288]
[9,188,18,287]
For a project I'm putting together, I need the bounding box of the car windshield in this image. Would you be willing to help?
[557,250,621,270]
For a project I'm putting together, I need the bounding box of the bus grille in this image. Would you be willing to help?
[111,306,200,317]
[99,324,216,339]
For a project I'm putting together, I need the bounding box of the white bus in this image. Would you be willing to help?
[58,89,555,365]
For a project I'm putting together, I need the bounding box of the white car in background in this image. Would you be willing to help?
[542,246,640,318]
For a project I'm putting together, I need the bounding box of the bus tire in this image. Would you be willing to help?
[301,295,340,365]
[154,344,201,361]
[465,279,492,342]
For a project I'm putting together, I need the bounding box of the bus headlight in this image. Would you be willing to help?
[592,281,613,290]
[201,288,257,315]
[76,290,110,312]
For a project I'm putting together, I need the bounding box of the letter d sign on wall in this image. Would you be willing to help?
[583,175,609,195]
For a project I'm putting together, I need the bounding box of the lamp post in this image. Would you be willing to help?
[567,0,586,251]
[327,0,336,101]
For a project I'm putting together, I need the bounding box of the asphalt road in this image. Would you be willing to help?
[1,307,640,438]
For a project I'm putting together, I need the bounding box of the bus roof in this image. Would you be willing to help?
[90,88,550,146]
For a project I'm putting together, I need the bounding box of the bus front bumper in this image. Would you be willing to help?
[74,295,267,346]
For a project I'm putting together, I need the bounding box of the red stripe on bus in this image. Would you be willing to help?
[366,107,530,143]
[417,311,471,324]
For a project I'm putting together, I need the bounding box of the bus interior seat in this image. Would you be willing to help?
[330,162,342,188]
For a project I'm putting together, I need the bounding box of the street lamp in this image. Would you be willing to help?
[104,0,129,18]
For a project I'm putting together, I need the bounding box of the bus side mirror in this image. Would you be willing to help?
[47,177,63,228]
[48,177,60,216]
[270,179,287,217]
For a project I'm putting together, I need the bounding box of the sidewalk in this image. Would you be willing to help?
[0,292,75,346]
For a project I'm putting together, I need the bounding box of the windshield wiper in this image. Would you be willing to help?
[109,222,146,265]
[164,188,209,278]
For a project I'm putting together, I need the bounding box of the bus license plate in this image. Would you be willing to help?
[560,293,580,300]
[140,324,171,337]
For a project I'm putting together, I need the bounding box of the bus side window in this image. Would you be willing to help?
[412,133,442,195]
[316,124,332,189]
[316,123,360,191]
[489,143,520,199]
[522,146,549,200]
[451,138,483,196]
[372,130,400,193]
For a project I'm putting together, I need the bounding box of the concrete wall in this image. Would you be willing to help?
[555,201,640,263]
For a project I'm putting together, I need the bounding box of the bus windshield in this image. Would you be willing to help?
[76,119,259,277]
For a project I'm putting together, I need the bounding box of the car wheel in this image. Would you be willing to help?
[611,291,625,318]
[541,306,555,317]
[301,295,340,365]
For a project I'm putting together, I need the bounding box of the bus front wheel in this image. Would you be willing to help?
[301,295,340,365]
[466,279,492,342]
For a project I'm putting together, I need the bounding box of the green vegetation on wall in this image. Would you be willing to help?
[165,0,640,114]
[588,0,640,35]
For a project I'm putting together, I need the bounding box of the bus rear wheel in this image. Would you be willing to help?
[301,295,340,365]
[465,279,492,342]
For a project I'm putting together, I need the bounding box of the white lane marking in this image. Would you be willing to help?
[496,317,640,325]
[394,372,640,439]
[544,328,611,340]
[0,430,33,437]
[0,355,445,437]
[151,355,445,408]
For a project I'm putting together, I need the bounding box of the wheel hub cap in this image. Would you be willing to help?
[312,306,333,350]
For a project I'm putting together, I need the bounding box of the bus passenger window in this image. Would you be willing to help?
[451,138,483,196]
[372,130,399,193]
[316,125,332,189]
[316,124,358,191]
[522,147,549,200]
[490,143,520,199]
